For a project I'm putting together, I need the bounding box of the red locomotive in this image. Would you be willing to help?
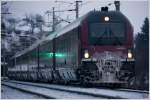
[8,2,135,87]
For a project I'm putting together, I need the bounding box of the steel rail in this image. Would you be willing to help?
[2,83,55,99]
[3,80,125,99]
[116,88,149,94]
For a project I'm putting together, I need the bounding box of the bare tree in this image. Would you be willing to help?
[22,14,45,38]
[22,14,36,34]
[35,14,45,39]
[35,14,45,32]
[6,18,18,34]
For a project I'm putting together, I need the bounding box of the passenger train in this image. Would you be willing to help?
[8,2,135,87]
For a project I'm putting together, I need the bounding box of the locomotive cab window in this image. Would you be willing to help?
[89,22,125,45]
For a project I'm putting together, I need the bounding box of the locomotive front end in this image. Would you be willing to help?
[79,10,135,85]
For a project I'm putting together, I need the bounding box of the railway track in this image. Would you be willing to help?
[2,80,149,99]
[2,83,55,99]
[116,88,149,94]
[2,81,111,99]
[1,85,50,99]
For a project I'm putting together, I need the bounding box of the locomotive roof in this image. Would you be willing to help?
[12,10,131,59]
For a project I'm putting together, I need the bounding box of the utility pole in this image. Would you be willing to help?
[52,7,56,81]
[75,0,82,19]
[1,2,12,77]
[45,7,56,32]
[45,0,82,31]
[52,7,56,32]
[54,0,82,19]
[37,45,40,80]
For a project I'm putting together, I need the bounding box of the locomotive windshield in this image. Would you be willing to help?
[89,23,125,45]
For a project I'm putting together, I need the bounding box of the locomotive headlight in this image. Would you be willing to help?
[104,16,109,21]
[128,50,132,59]
[84,50,89,59]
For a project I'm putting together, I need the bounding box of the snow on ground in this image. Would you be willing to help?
[48,84,149,99]
[12,80,148,99]
[1,85,44,99]
[2,82,103,99]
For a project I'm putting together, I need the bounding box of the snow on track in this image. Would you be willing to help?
[3,80,149,99]
[2,81,105,99]
[116,88,149,94]
[1,85,45,99]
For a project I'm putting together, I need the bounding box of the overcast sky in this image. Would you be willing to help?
[2,0,149,34]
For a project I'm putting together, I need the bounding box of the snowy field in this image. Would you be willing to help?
[1,85,44,99]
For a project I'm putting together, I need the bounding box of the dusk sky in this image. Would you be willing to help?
[2,0,149,34]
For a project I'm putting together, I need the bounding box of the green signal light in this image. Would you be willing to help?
[39,52,65,58]
[46,53,53,57]
[55,53,64,57]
